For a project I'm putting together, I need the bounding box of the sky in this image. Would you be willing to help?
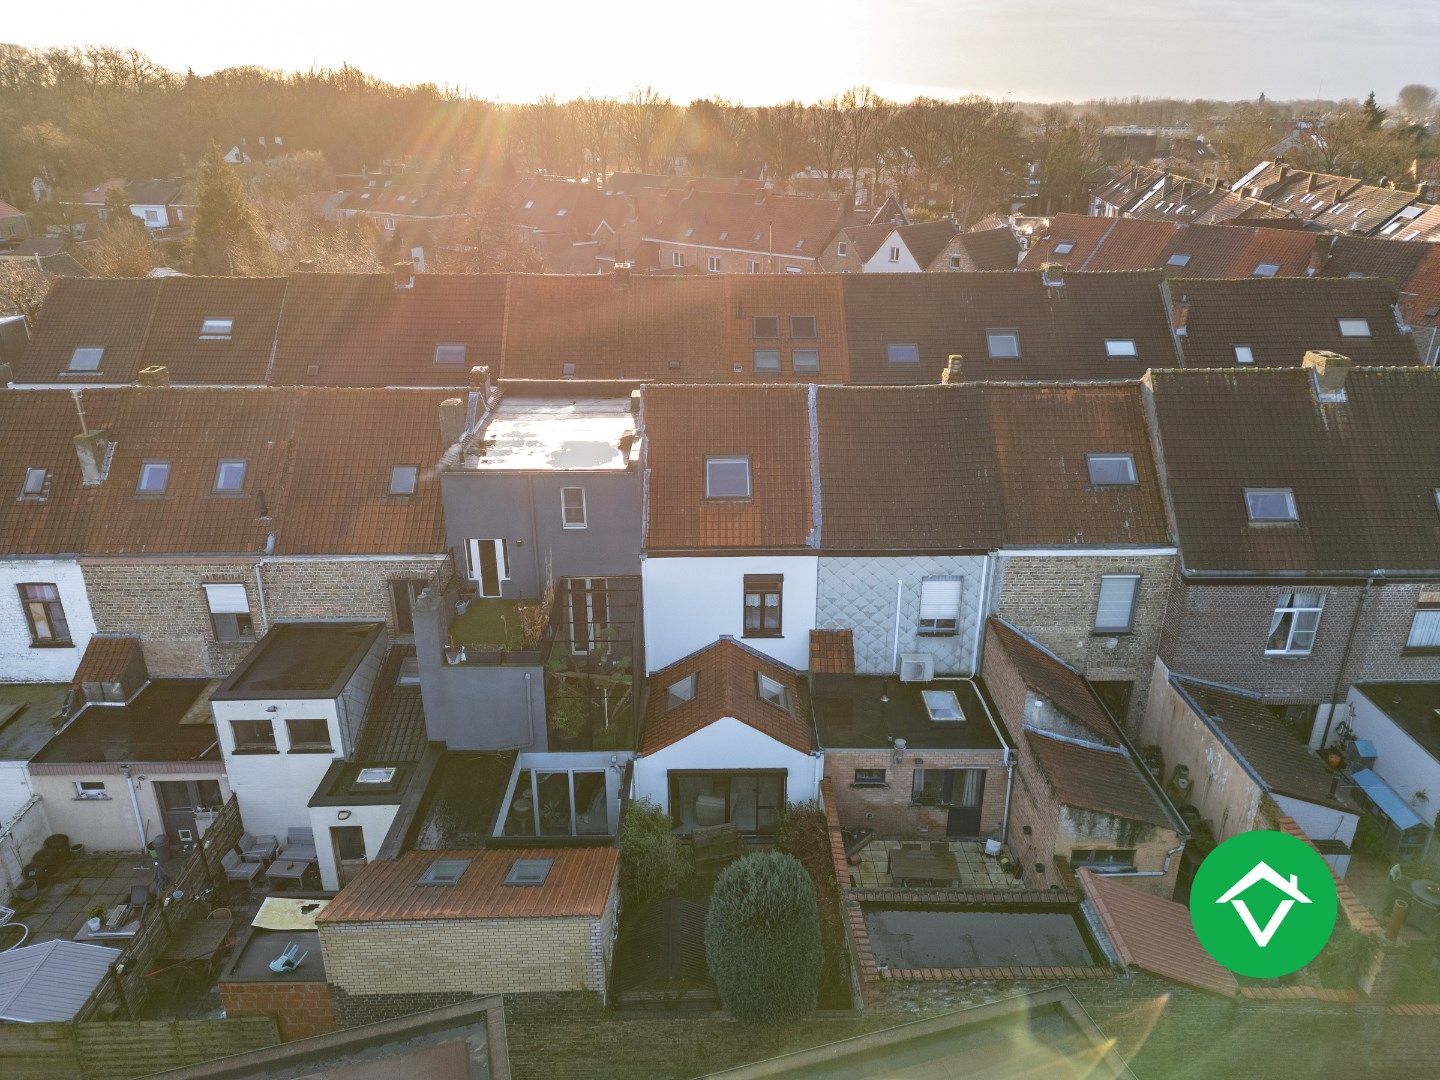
[8,0,1438,105]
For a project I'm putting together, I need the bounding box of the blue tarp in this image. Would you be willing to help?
[1351,768,1426,832]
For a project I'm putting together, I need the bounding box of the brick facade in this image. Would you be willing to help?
[822,749,1008,838]
[995,553,1175,730]
[220,979,338,1041]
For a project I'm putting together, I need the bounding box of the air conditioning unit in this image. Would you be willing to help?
[898,654,934,683]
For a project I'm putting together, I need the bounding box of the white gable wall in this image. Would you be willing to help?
[861,230,922,273]
[0,558,96,682]
[632,716,822,813]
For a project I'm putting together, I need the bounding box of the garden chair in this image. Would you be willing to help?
[239,832,279,863]
[222,849,262,888]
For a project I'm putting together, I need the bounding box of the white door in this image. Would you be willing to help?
[467,539,510,597]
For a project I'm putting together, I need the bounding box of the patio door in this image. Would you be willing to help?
[331,825,367,886]
[154,780,223,851]
[466,539,510,598]
[670,771,785,835]
[945,769,986,838]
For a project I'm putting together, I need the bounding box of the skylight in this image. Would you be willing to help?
[666,673,697,710]
[68,347,104,372]
[417,858,471,886]
[705,456,751,498]
[504,858,554,886]
[21,467,47,497]
[1053,240,1075,255]
[922,689,964,722]
[214,459,247,492]
[357,766,397,784]
[1252,263,1280,277]
[200,318,234,341]
[1166,253,1192,267]
[1104,339,1139,359]
[986,329,1021,359]
[886,343,920,365]
[752,316,780,339]
[389,465,419,496]
[1245,488,1298,523]
[756,671,791,712]
[1087,453,1139,487]
[137,460,170,494]
[1338,318,1372,338]
[1234,345,1255,365]
[434,343,467,365]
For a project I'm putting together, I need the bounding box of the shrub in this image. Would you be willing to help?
[705,851,823,1025]
[775,802,851,1002]
[619,798,690,910]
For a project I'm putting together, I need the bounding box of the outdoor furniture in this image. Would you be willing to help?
[222,849,262,888]
[1408,878,1440,932]
[239,832,279,863]
[278,827,317,863]
[693,794,727,828]
[690,822,743,866]
[150,915,232,995]
[888,847,961,887]
[267,941,311,974]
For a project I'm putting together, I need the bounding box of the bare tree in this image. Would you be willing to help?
[806,95,846,193]
[0,262,51,324]
[754,102,813,190]
[620,86,673,173]
[839,85,890,208]
[574,95,620,180]
[1397,83,1438,123]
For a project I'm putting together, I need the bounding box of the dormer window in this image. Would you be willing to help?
[752,316,780,339]
[1053,240,1075,255]
[1245,488,1298,523]
[705,456,751,498]
[68,347,104,372]
[1166,253,1192,267]
[665,673,697,710]
[1251,263,1280,277]
[1087,454,1138,487]
[1337,318,1371,338]
[21,467,48,498]
[213,459,247,493]
[986,329,1020,359]
[389,465,419,496]
[199,318,234,341]
[756,671,791,712]
[434,343,467,365]
[137,460,170,494]
[888,245,900,262]
[1104,339,1139,359]
[418,858,471,886]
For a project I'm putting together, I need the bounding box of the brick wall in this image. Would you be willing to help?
[261,558,444,626]
[822,749,1007,837]
[329,986,474,1029]
[995,553,1175,729]
[220,979,338,1041]
[1161,578,1440,706]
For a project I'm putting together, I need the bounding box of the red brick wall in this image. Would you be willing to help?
[220,980,338,1041]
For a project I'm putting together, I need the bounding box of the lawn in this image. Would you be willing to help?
[448,598,528,649]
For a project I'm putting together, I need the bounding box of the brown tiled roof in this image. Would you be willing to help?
[1170,277,1418,368]
[933,226,1020,272]
[809,629,855,674]
[1024,215,1315,280]
[841,271,1177,384]
[642,190,846,258]
[1025,730,1173,827]
[1316,235,1431,287]
[317,847,618,923]
[1173,679,1353,810]
[1019,216,1119,270]
[988,618,1118,744]
[640,638,813,754]
[1384,202,1440,243]
[0,390,94,554]
[894,219,959,269]
[641,383,813,550]
[137,277,287,384]
[1079,869,1238,996]
[1147,366,1440,573]
[512,176,633,239]
[724,275,848,383]
[1078,219,1176,271]
[19,277,161,382]
[72,636,144,687]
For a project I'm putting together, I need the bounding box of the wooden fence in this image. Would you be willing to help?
[0,1016,280,1080]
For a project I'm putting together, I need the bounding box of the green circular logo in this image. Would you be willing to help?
[1189,830,1338,978]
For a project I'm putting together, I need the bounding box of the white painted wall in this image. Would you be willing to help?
[631,716,823,812]
[0,762,35,826]
[0,559,96,682]
[861,230,922,273]
[131,203,170,228]
[309,802,399,892]
[29,769,230,852]
[1273,793,1357,876]
[212,696,344,839]
[1344,686,1440,825]
[641,555,818,673]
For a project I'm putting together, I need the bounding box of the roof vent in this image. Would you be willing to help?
[138,365,170,387]
[898,654,934,683]
[1302,350,1351,402]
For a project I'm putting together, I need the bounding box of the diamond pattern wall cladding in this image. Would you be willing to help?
[816,556,987,675]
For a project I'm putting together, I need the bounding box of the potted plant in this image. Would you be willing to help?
[86,905,107,932]
[444,643,466,665]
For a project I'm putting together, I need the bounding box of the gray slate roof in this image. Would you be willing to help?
[0,939,120,1022]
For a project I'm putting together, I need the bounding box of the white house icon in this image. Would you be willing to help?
[1214,861,1313,947]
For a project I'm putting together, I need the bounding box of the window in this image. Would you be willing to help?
[790,315,817,339]
[752,315,780,339]
[1166,253,1192,267]
[1405,593,1440,652]
[204,583,254,642]
[949,255,963,269]
[137,460,170,495]
[391,579,424,636]
[1087,453,1138,487]
[889,245,901,263]
[886,343,920,365]
[562,362,577,378]
[922,690,964,722]
[671,252,685,268]
[753,349,781,374]
[705,456,751,498]
[286,718,332,753]
[213,459,246,493]
[523,199,534,210]
[18,582,70,645]
[357,767,397,784]
[418,858,471,886]
[986,329,1021,359]
[837,242,848,257]
[389,465,419,496]
[74,781,109,799]
[1245,488,1298,523]
[1337,318,1371,338]
[705,255,721,273]
[1266,592,1324,655]
[1071,848,1136,872]
[747,260,760,274]
[434,343,467,365]
[743,575,783,637]
[199,318,234,341]
[1053,240,1076,255]
[561,486,587,528]
[756,671,791,711]
[1094,574,1140,633]
[230,719,277,753]
[792,349,820,374]
[1234,345,1255,365]
[144,208,160,224]
[20,467,48,498]
[504,858,554,886]
[1252,262,1280,277]
[68,347,104,372]
[382,216,396,230]
[918,577,962,636]
[1105,338,1139,359]
[465,538,510,596]
[666,673,697,710]
[853,768,886,787]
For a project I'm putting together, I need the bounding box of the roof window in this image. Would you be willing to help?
[1252,262,1280,277]
[665,673,697,710]
[389,465,419,496]
[417,858,471,886]
[505,858,555,886]
[137,460,170,495]
[357,766,396,784]
[752,316,780,339]
[214,459,247,493]
[886,343,920,365]
[1087,453,1138,487]
[1337,318,1371,338]
[21,467,48,498]
[705,456,751,499]
[922,689,964,722]
[1104,339,1139,358]
[200,318,234,341]
[1245,488,1298,523]
[68,347,104,372]
[1234,345,1255,365]
[1053,240,1075,255]
[1166,253,1192,267]
[434,343,467,365]
[756,672,791,712]
[986,329,1020,359]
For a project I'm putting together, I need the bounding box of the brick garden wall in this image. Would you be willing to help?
[219,980,337,1042]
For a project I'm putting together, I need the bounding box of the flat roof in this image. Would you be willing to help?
[213,622,384,700]
[812,676,1005,751]
[411,750,515,850]
[0,683,68,761]
[31,680,218,765]
[456,396,634,471]
[220,928,325,985]
[1355,682,1440,764]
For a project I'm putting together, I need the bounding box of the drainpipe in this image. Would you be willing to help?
[120,763,147,850]
[890,579,903,673]
[970,556,991,675]
[253,560,270,634]
[1102,843,1185,880]
[1321,573,1374,749]
[998,746,1015,843]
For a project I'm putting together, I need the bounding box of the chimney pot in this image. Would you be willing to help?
[1303,350,1352,399]
[393,260,415,289]
[297,259,317,272]
[1041,262,1066,288]
[630,388,642,416]
[468,365,492,395]
[73,428,113,485]
[438,397,466,447]
[941,354,964,384]
[138,365,170,387]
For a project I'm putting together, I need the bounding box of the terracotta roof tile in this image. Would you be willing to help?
[725,275,848,383]
[72,636,144,687]
[643,190,846,258]
[137,277,287,384]
[641,638,814,754]
[317,847,618,923]
[809,629,855,674]
[988,617,1118,744]
[1025,730,1173,828]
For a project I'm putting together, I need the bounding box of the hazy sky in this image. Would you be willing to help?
[9,1,1437,104]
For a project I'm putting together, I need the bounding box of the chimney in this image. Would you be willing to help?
[1170,301,1190,336]
[468,364,492,397]
[1302,350,1352,401]
[1308,234,1332,276]
[296,259,317,272]
[941,355,964,384]
[1278,164,1290,182]
[438,397,466,447]
[73,428,113,485]
[1040,262,1066,289]
[612,262,632,288]
[630,388,642,416]
[138,365,170,387]
[393,260,415,290]
[0,362,12,387]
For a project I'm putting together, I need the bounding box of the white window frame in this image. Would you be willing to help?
[1087,453,1139,487]
[1053,240,1075,255]
[137,460,171,494]
[986,329,1021,359]
[466,539,511,597]
[753,348,781,374]
[1245,488,1298,523]
[1234,345,1255,365]
[707,255,721,273]
[705,456,751,499]
[1104,338,1139,359]
[1094,574,1140,633]
[21,467,48,497]
[567,577,608,654]
[666,672,697,710]
[389,465,419,496]
[672,251,685,268]
[199,318,234,341]
[918,577,962,637]
[1266,592,1324,656]
[889,245,901,263]
[756,672,791,712]
[68,346,104,372]
[747,260,760,274]
[214,459,247,493]
[1166,253,1192,267]
[837,241,848,257]
[205,583,254,642]
[1407,604,1440,651]
[561,486,587,529]
[1252,262,1280,277]
[74,781,109,800]
[1337,318,1372,338]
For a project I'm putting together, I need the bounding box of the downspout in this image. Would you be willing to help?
[1101,844,1185,880]
[998,746,1015,844]
[120,763,147,849]
[890,579,903,673]
[253,560,270,634]
[970,556,991,676]
[1321,574,1374,748]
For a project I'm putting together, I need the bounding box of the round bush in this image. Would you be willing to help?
[705,850,823,1025]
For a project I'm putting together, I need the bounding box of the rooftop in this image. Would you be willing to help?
[0,683,68,761]
[1354,682,1440,764]
[812,676,1005,751]
[212,622,383,700]
[456,396,635,471]
[411,750,517,850]
[30,680,217,766]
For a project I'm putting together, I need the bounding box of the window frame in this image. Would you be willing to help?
[1404,596,1440,654]
[1093,574,1141,634]
[1337,318,1372,338]
[1086,453,1139,487]
[789,315,817,340]
[852,768,887,788]
[285,717,334,754]
[229,718,278,754]
[1252,262,1280,277]
[705,456,751,499]
[753,348,782,375]
[561,486,587,529]
[708,255,721,273]
[68,346,104,372]
[433,343,468,365]
[743,574,783,638]
[74,781,109,800]
[1166,253,1192,267]
[21,467,48,498]
[204,582,255,643]
[755,671,791,711]
[18,583,71,647]
[886,343,920,365]
[136,459,171,495]
[671,251,685,268]
[389,464,419,497]
[1265,591,1325,656]
[791,348,820,374]
[985,328,1021,360]
[665,673,697,710]
[199,317,234,341]
[1234,345,1256,365]
[917,576,962,637]
[213,459,247,494]
[1052,240,1076,255]
[751,315,781,340]
[1104,338,1139,359]
[1245,488,1298,523]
